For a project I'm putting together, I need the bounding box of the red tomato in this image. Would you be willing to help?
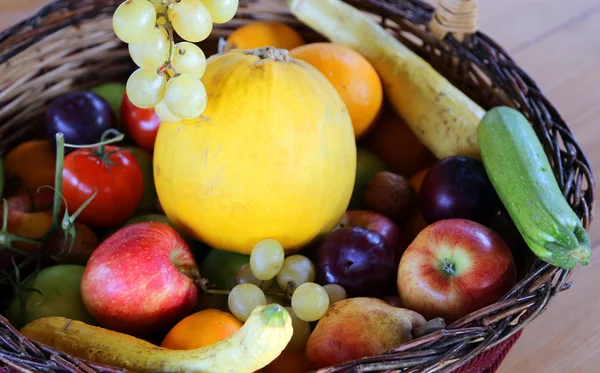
[121,92,161,152]
[62,145,144,228]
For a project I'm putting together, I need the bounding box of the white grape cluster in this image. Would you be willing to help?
[226,239,348,350]
[228,239,348,321]
[112,0,239,121]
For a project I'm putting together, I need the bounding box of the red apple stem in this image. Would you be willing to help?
[411,318,446,338]
[177,267,202,282]
[196,278,233,296]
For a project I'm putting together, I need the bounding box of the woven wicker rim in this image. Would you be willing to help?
[0,0,595,372]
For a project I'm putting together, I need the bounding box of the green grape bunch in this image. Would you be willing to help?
[112,0,239,121]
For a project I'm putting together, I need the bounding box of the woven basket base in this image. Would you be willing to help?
[453,331,522,373]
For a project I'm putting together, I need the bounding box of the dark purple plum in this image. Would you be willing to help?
[45,91,116,152]
[419,156,501,226]
[315,226,397,298]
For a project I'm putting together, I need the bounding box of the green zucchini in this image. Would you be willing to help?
[478,106,591,270]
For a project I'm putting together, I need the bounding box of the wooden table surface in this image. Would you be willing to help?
[1,1,599,372]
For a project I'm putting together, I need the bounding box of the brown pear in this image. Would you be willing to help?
[306,297,428,368]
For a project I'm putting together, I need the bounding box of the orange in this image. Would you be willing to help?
[289,42,383,139]
[226,21,305,50]
[263,350,314,373]
[409,167,431,194]
[160,309,242,350]
[3,140,56,195]
[406,210,428,242]
[363,109,437,177]
[405,168,431,241]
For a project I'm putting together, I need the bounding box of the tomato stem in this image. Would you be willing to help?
[67,190,98,225]
[34,132,69,258]
[2,198,7,232]
[50,133,65,232]
[64,129,124,153]
[99,129,122,155]
[1,131,109,300]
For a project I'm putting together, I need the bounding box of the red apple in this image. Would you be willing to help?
[397,219,517,324]
[81,222,199,336]
[340,210,408,263]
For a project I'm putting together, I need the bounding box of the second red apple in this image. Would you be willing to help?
[397,219,517,324]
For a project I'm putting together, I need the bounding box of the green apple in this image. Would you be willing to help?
[122,146,157,214]
[348,147,387,209]
[7,265,97,329]
[200,249,250,290]
[91,82,125,126]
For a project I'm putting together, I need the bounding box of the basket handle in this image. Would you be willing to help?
[428,0,479,42]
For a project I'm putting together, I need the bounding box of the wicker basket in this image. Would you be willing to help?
[0,0,595,372]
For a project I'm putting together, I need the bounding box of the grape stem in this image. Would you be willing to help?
[158,1,177,77]
[196,278,290,300]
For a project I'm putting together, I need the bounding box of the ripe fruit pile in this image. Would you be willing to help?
[0,0,590,372]
[113,0,239,121]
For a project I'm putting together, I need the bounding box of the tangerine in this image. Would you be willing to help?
[227,21,305,50]
[160,309,242,350]
[263,350,314,373]
[363,109,437,177]
[409,167,431,194]
[290,42,383,139]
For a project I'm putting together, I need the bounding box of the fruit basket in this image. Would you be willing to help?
[0,0,595,372]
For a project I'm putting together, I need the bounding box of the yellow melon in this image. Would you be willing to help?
[153,48,356,254]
